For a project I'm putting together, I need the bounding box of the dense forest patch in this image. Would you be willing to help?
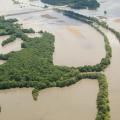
[41,0,100,9]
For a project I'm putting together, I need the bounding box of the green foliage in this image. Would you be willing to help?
[41,0,100,9]
[96,74,110,120]
[38,30,44,34]
[2,35,16,46]
[22,28,35,33]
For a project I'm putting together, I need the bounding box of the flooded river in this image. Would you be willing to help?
[0,0,120,120]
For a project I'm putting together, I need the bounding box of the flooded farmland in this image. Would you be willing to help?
[0,0,120,120]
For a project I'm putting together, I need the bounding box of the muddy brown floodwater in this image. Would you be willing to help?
[0,0,120,120]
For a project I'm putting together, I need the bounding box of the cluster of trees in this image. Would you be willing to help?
[0,17,36,46]
[41,0,100,9]
[89,17,120,42]
[1,35,16,46]
[96,74,110,120]
[63,10,92,24]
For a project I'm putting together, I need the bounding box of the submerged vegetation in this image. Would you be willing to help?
[0,12,112,119]
[41,0,100,9]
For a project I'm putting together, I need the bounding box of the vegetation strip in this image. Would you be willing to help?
[41,0,100,9]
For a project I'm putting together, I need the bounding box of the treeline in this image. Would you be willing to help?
[12,0,20,4]
[57,11,110,119]
[109,28,120,42]
[0,21,74,83]
[21,28,35,33]
[0,15,110,119]
[1,35,16,46]
[41,0,100,9]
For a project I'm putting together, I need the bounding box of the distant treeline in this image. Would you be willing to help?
[0,16,35,46]
[62,10,112,72]
[41,0,100,9]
